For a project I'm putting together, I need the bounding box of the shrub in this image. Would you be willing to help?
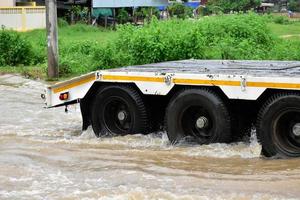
[272,15,290,24]
[0,30,35,66]
[58,18,69,27]
[268,39,300,60]
[115,13,275,64]
[58,40,100,75]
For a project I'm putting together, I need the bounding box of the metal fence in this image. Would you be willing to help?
[0,6,46,31]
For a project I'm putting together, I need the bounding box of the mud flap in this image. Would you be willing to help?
[80,98,91,131]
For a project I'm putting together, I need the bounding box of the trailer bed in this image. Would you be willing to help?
[108,60,300,77]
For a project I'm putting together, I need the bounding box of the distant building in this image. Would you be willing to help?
[0,0,46,31]
[184,0,201,9]
[92,0,168,8]
[0,0,16,7]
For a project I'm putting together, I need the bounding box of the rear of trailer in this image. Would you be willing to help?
[45,60,300,158]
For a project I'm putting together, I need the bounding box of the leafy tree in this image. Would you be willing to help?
[134,7,160,22]
[288,0,300,12]
[168,2,193,19]
[207,0,262,13]
[117,8,130,24]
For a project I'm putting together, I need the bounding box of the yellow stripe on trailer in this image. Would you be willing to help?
[102,75,165,83]
[173,78,240,86]
[53,75,300,94]
[53,74,96,94]
[247,81,300,89]
[174,78,300,89]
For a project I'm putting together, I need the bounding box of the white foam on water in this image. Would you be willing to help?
[182,131,262,159]
[78,126,98,139]
[93,131,171,149]
[72,129,261,159]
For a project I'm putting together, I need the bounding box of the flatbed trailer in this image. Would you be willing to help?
[45,60,300,158]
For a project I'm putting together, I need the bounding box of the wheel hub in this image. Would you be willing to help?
[292,123,300,137]
[196,116,209,129]
[117,110,127,121]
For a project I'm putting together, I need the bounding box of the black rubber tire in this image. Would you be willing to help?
[91,85,149,136]
[165,88,231,144]
[256,92,300,158]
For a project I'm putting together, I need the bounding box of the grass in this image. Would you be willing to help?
[0,66,46,79]
[268,21,300,40]
[23,24,119,45]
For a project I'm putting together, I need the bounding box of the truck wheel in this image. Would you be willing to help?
[91,85,149,136]
[165,88,231,144]
[256,92,300,158]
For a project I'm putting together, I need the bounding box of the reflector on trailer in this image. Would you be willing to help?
[59,92,69,101]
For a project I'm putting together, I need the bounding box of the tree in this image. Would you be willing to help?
[116,8,130,24]
[288,0,300,12]
[207,0,262,13]
[168,2,193,19]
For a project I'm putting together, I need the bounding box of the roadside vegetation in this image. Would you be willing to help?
[0,13,300,80]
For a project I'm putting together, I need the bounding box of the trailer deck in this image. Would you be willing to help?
[108,60,300,77]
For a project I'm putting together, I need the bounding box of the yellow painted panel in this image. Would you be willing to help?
[173,78,240,86]
[102,75,165,82]
[53,75,96,94]
[247,81,300,89]
[52,74,300,95]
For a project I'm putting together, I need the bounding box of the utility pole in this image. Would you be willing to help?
[46,0,59,78]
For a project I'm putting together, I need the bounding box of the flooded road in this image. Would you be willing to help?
[0,74,300,200]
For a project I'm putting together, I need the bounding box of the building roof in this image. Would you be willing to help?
[260,3,275,7]
[92,0,168,8]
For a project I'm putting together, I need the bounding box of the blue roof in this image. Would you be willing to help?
[158,2,201,11]
[184,2,200,9]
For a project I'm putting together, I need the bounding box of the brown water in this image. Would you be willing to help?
[0,74,300,200]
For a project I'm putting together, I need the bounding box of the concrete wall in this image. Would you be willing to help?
[93,0,169,8]
[0,7,46,31]
[0,0,16,7]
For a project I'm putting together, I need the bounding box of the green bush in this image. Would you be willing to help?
[58,40,99,75]
[115,13,275,64]
[268,40,300,60]
[57,40,130,76]
[58,18,69,27]
[272,15,290,24]
[0,30,35,66]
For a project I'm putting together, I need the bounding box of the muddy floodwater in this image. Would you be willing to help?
[0,74,300,200]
